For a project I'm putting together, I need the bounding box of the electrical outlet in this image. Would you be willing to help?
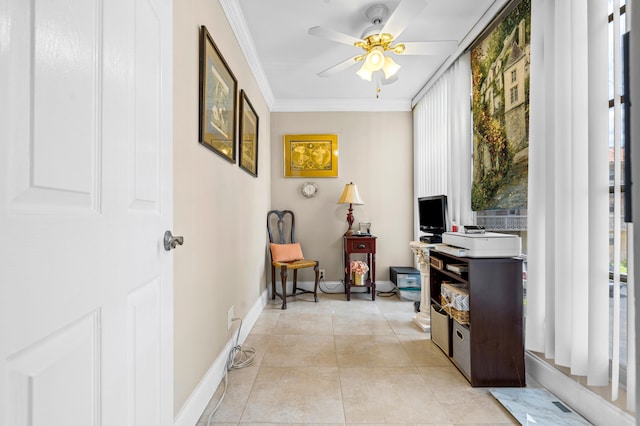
[227,306,234,330]
[319,269,325,280]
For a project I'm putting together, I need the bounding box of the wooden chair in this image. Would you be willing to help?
[267,210,319,309]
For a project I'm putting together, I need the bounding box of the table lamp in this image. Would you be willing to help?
[337,182,364,236]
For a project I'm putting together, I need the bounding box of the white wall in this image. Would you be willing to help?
[173,0,271,414]
[270,112,415,284]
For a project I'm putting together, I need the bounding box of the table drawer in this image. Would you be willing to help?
[346,238,375,253]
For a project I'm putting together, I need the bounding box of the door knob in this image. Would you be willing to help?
[164,230,184,251]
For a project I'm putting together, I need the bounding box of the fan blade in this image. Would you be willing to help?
[401,41,458,56]
[381,0,427,40]
[308,26,363,47]
[317,56,359,77]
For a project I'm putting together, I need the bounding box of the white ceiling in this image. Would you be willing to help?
[220,0,510,111]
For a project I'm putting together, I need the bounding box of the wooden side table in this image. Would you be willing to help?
[343,235,377,301]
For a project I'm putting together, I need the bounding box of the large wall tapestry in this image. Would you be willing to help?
[471,0,531,211]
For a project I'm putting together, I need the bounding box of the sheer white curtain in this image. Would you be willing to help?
[413,53,473,239]
[526,0,611,389]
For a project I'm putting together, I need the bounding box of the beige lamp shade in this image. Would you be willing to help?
[337,182,364,236]
[337,183,364,205]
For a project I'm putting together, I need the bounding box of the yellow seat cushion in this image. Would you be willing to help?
[272,259,317,269]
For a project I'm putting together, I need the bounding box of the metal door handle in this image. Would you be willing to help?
[357,244,365,249]
[164,230,184,251]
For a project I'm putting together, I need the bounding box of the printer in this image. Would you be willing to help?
[437,231,521,258]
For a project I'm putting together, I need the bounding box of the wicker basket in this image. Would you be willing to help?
[441,295,470,324]
[440,282,470,325]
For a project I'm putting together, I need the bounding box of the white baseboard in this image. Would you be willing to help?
[525,352,635,426]
[173,289,268,426]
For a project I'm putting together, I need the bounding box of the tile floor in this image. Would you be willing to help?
[199,290,523,425]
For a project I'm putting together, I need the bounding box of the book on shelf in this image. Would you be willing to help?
[446,263,469,274]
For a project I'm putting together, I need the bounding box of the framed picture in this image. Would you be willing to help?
[283,134,338,178]
[239,90,259,177]
[199,25,237,163]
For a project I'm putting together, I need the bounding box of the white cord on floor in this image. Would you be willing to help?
[321,279,400,298]
[319,277,344,293]
[206,318,256,426]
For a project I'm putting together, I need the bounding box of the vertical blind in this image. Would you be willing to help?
[413,53,473,241]
[527,0,635,410]
[527,0,610,383]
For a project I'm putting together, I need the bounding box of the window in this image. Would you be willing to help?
[607,0,628,375]
[511,69,517,83]
[510,86,519,104]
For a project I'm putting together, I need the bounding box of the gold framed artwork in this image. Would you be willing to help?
[239,90,259,177]
[283,134,338,178]
[198,25,237,163]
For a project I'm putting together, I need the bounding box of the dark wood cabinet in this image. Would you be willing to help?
[429,250,525,387]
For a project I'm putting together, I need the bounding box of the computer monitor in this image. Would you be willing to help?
[418,195,448,242]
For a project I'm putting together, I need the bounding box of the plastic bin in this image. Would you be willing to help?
[398,288,421,301]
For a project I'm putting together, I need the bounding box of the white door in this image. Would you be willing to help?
[0,0,173,425]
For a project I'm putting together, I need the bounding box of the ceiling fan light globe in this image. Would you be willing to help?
[382,56,401,79]
[365,47,385,71]
[356,63,373,81]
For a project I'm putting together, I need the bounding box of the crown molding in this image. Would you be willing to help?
[219,0,275,109]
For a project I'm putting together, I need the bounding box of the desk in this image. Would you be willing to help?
[343,235,376,301]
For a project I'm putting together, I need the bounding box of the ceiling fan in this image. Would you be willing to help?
[308,0,458,83]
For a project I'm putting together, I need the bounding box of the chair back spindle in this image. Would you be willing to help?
[267,210,296,244]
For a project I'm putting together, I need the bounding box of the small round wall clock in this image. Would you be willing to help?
[300,182,318,198]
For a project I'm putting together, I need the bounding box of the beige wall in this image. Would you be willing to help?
[270,112,416,283]
[173,0,271,414]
